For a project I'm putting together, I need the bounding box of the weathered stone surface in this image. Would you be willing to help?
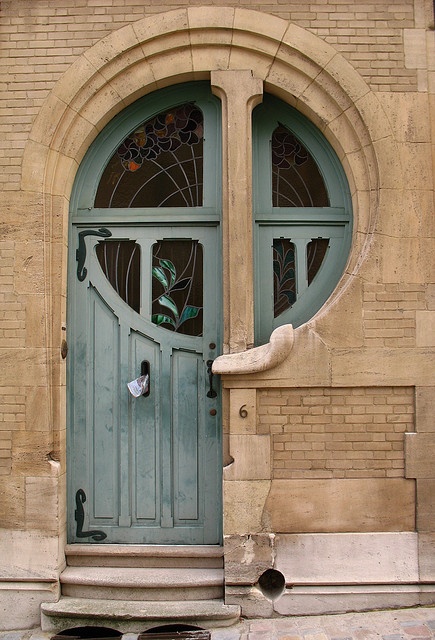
[224,435,271,481]
[274,585,421,617]
[416,387,435,433]
[225,585,274,618]
[331,348,434,386]
[224,481,271,535]
[263,479,415,532]
[274,532,418,584]
[311,276,364,348]
[0,478,25,529]
[2,2,435,629]
[405,433,435,478]
[224,534,274,584]
[418,533,435,582]
[416,311,435,347]
[416,479,435,532]
[25,476,61,535]
[0,529,61,579]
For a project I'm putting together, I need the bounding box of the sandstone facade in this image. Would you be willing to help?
[0,0,434,631]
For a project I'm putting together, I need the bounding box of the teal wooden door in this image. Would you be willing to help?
[67,84,222,545]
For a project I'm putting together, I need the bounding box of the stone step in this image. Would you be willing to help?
[65,545,224,568]
[41,597,241,633]
[60,566,224,601]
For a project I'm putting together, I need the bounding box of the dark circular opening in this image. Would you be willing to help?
[257,568,286,601]
[51,627,121,640]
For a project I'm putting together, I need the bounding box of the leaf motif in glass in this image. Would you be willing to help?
[272,125,329,207]
[151,240,203,336]
[95,103,204,208]
[273,239,296,318]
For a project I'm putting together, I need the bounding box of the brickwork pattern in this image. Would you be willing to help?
[363,283,427,347]
[0,243,26,475]
[258,387,414,479]
[0,0,421,189]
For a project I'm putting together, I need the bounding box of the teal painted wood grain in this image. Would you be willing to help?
[67,83,222,545]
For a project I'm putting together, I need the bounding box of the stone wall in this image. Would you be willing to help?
[0,0,434,629]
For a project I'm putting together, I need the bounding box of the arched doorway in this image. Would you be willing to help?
[67,83,223,545]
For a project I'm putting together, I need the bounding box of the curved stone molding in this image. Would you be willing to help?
[212,324,294,375]
[18,5,395,425]
[23,7,386,201]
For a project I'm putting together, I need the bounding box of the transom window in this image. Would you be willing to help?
[253,94,352,343]
[95,103,204,208]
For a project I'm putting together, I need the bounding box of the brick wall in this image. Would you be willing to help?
[0,1,423,190]
[258,387,414,479]
[0,243,26,476]
[363,284,427,347]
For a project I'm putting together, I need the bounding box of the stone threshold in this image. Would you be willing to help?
[41,598,241,633]
[65,545,224,558]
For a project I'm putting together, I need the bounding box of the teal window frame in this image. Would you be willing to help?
[253,94,352,344]
[70,82,222,226]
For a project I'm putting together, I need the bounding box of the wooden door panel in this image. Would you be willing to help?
[68,225,221,544]
[91,287,121,521]
[173,350,202,523]
[131,330,159,523]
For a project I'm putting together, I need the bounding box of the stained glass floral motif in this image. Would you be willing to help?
[95,103,204,208]
[96,240,140,313]
[151,240,203,336]
[273,239,296,318]
[272,125,329,207]
[272,238,329,318]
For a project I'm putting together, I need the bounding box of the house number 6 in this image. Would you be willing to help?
[239,404,248,418]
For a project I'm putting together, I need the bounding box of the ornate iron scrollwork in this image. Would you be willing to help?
[75,489,107,541]
[76,228,112,281]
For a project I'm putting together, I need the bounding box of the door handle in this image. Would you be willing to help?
[140,360,151,397]
[206,360,217,398]
[127,360,150,398]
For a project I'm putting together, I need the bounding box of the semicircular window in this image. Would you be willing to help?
[95,103,204,208]
[272,125,329,207]
[253,94,352,343]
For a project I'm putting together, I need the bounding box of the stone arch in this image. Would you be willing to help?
[23,7,389,206]
[21,6,396,448]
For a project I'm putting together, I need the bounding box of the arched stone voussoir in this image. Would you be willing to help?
[23,6,390,209]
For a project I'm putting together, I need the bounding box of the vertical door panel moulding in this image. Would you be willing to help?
[211,70,263,353]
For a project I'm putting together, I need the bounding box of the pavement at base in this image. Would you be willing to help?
[1,607,435,640]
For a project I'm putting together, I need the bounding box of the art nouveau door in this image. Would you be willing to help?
[67,223,222,544]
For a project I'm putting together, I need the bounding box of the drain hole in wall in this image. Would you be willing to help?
[257,568,286,601]
[51,627,122,640]
[139,625,210,638]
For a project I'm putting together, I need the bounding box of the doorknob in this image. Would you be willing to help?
[206,360,217,398]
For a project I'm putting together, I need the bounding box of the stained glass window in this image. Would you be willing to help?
[96,240,141,312]
[272,238,329,318]
[307,239,329,285]
[95,103,204,208]
[272,125,329,207]
[151,240,203,336]
[273,239,296,318]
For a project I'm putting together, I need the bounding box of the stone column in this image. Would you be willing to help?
[211,70,263,354]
